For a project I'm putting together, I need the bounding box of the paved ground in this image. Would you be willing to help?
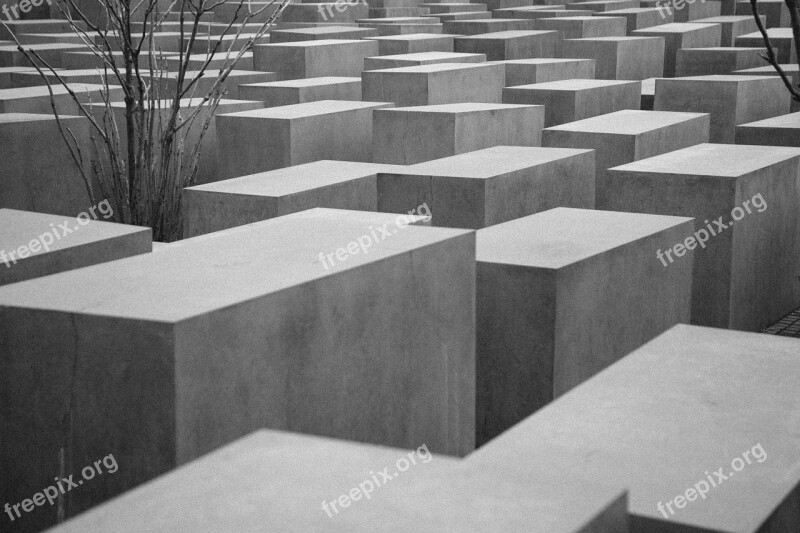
[764,307,800,337]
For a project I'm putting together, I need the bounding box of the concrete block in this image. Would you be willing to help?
[476,207,694,444]
[362,62,504,106]
[567,0,641,11]
[471,323,800,533]
[366,33,455,54]
[735,0,789,27]
[561,36,665,79]
[593,7,673,32]
[640,76,657,109]
[216,100,393,177]
[378,145,595,228]
[253,39,379,79]
[604,143,800,329]
[0,208,476,531]
[0,83,124,114]
[633,22,721,76]
[454,30,560,60]
[694,15,759,46]
[238,77,362,107]
[736,111,800,147]
[669,0,720,21]
[363,51,486,70]
[499,8,595,19]
[498,57,596,85]
[543,109,710,205]
[735,28,796,64]
[283,2,370,23]
[675,46,764,76]
[0,208,151,286]
[443,18,538,35]
[503,78,641,126]
[654,75,790,143]
[373,102,545,164]
[269,25,379,42]
[422,2,489,13]
[432,10,493,20]
[535,16,627,39]
[0,42,84,68]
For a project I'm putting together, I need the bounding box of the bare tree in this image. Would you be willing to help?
[750,0,800,102]
[0,0,291,241]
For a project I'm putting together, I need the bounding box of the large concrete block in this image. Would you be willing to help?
[0,208,476,531]
[674,46,764,76]
[499,7,595,19]
[694,15,759,46]
[632,22,721,76]
[736,111,800,147]
[476,207,694,445]
[534,16,627,39]
[269,25,379,42]
[0,208,151,286]
[238,77,362,107]
[46,430,629,533]
[216,100,393,178]
[667,0,720,22]
[253,39,379,79]
[498,57,596,85]
[182,160,394,236]
[566,0,641,12]
[561,36,665,79]
[359,17,444,35]
[366,33,456,54]
[283,2,370,23]
[593,7,674,33]
[0,42,84,67]
[604,143,800,330]
[443,18,538,35]
[0,83,123,114]
[654,75,790,143]
[543,109,710,205]
[363,51,486,70]
[735,0,789,27]
[362,63,504,106]
[454,30,560,60]
[735,28,796,64]
[503,78,641,126]
[373,102,545,164]
[378,145,595,228]
[470,323,800,533]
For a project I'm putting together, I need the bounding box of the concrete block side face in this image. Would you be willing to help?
[453,106,544,154]
[654,80,738,143]
[573,83,641,123]
[373,111,456,164]
[271,176,379,218]
[602,170,736,327]
[429,65,504,105]
[378,173,434,218]
[181,190,279,238]
[289,106,381,165]
[576,492,630,533]
[216,114,291,177]
[735,78,791,127]
[729,159,800,330]
[1,310,176,533]
[253,46,305,79]
[431,175,488,228]
[363,71,429,106]
[305,41,379,78]
[552,218,695,397]
[633,114,711,162]
[475,262,556,446]
[484,151,596,226]
[618,38,664,79]
[174,233,476,458]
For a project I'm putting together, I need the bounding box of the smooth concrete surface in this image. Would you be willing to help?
[497,57,596,85]
[46,430,629,533]
[182,160,398,236]
[253,39,379,79]
[366,33,456,54]
[269,25,379,42]
[736,111,800,147]
[363,51,486,70]
[0,208,476,532]
[0,83,124,114]
[543,109,710,205]
[0,208,152,286]
[674,46,764,76]
[603,143,800,330]
[373,102,545,164]
[593,7,674,33]
[378,145,595,228]
[454,30,561,60]
[735,28,796,64]
[694,15,759,46]
[362,63,505,106]
[735,0,789,27]
[443,18,538,35]
[238,77,363,107]
[503,78,641,126]
[633,22,721,77]
[653,75,790,143]
[476,208,694,445]
[216,100,393,177]
[534,16,627,39]
[470,324,800,533]
[561,36,664,79]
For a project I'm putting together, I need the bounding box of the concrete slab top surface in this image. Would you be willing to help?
[695,15,759,22]
[457,30,557,38]
[598,7,662,13]
[220,100,392,120]
[468,324,800,532]
[611,143,800,177]
[274,25,369,34]
[476,207,693,268]
[0,112,80,123]
[47,429,628,533]
[0,209,150,255]
[185,160,399,196]
[661,74,777,82]
[634,22,721,32]
[680,47,764,52]
[501,58,592,65]
[511,78,638,90]
[541,16,616,21]
[371,51,484,61]
[0,83,110,98]
[393,145,594,179]
[567,36,663,42]
[107,98,261,111]
[239,76,360,88]
[736,64,799,74]
[739,111,800,128]
[0,209,471,322]
[259,38,367,48]
[0,43,85,51]
[357,16,439,23]
[384,102,537,113]
[739,27,794,38]
[367,33,451,41]
[368,62,497,73]
[546,109,709,134]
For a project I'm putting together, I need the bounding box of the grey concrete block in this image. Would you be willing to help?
[253,39,379,79]
[561,35,665,79]
[454,30,560,60]
[535,16,627,39]
[675,46,765,76]
[633,22,721,76]
[363,51,486,70]
[366,33,456,54]
[238,77,362,107]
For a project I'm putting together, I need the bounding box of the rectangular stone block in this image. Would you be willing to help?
[373,102,545,164]
[0,83,123,114]
[0,208,151,286]
[253,39,379,79]
[454,30,560,60]
[544,109,710,205]
[362,63,504,106]
[367,32,455,54]
[736,111,800,147]
[269,25,379,42]
[669,0,720,21]
[535,16,627,39]
[498,57,596,85]
[694,15,759,46]
[433,10,493,20]
[363,51,486,70]
[359,18,444,35]
[476,207,693,445]
[238,77,362,107]
[45,430,629,533]
[471,323,800,533]
[562,36,664,79]
[734,63,800,90]
[594,7,673,32]
[0,42,84,67]
[422,2,489,13]
[0,208,476,531]
[735,28,796,63]
[182,160,394,236]
[217,100,393,178]
[604,143,800,329]
[654,75,789,143]
[633,22,721,76]
[735,0,789,27]
[378,145,595,228]
[501,8,595,19]
[675,46,764,76]
[443,18,538,35]
[283,2,370,23]
[503,79,641,126]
